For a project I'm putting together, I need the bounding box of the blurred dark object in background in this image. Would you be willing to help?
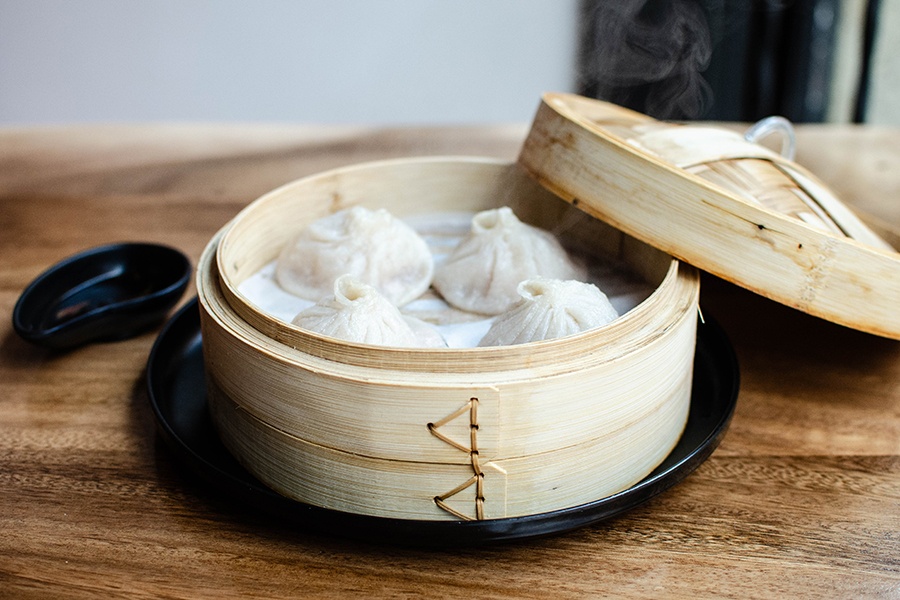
[578,0,881,123]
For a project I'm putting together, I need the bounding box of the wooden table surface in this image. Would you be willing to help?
[1,123,898,599]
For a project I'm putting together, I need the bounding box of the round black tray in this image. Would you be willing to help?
[146,298,739,546]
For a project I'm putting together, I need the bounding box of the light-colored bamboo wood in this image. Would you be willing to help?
[198,158,700,520]
[206,369,690,520]
[519,93,900,340]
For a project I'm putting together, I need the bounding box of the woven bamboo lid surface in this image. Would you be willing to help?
[519,93,900,340]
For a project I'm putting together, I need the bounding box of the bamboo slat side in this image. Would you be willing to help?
[207,365,691,520]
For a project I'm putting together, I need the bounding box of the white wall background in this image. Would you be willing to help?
[0,0,580,125]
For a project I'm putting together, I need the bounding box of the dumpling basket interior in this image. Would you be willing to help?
[198,156,700,521]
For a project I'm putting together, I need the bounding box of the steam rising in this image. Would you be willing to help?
[580,0,713,119]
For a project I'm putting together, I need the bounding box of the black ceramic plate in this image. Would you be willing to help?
[147,299,739,546]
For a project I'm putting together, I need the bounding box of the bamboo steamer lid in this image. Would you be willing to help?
[519,93,900,340]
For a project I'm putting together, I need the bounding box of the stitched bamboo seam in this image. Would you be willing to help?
[428,397,484,520]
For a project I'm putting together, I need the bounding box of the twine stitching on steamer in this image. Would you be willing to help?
[428,397,485,521]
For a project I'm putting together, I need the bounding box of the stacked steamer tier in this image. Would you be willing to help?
[197,157,700,521]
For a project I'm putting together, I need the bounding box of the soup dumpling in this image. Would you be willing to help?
[276,206,433,306]
[292,275,446,348]
[433,207,585,315]
[478,278,618,346]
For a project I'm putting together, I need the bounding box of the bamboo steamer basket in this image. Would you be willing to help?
[520,93,900,340]
[197,156,701,521]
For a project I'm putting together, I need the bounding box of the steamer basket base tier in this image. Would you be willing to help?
[198,158,703,521]
[146,299,739,546]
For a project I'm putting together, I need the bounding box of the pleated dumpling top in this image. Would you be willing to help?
[292,275,445,348]
[479,278,618,346]
[433,207,585,315]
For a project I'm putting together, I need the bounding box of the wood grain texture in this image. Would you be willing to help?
[1,123,898,599]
